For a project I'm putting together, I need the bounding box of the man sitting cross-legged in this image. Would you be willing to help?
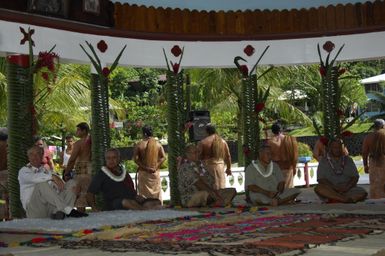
[245,143,301,206]
[86,148,161,211]
[18,146,88,219]
[314,139,367,203]
[178,144,236,208]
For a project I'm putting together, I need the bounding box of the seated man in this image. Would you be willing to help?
[87,148,161,211]
[18,146,88,219]
[314,139,367,203]
[245,143,300,206]
[178,144,236,208]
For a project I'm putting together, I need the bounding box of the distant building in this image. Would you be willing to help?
[360,74,385,118]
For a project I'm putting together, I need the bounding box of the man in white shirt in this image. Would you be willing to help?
[18,146,88,219]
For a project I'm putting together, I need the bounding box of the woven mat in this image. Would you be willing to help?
[58,211,385,255]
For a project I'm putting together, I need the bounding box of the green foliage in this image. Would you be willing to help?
[123,160,138,173]
[297,142,312,157]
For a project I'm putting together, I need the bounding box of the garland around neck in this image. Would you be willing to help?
[101,165,126,182]
[252,160,273,178]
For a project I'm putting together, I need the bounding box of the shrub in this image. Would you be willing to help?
[298,142,312,157]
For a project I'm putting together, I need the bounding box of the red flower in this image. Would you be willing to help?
[336,109,344,117]
[171,45,182,57]
[319,66,326,77]
[255,102,265,113]
[239,65,249,77]
[338,68,346,76]
[102,67,110,77]
[7,54,30,68]
[243,145,250,156]
[323,41,335,53]
[172,63,180,74]
[20,27,35,46]
[341,130,353,137]
[184,121,193,130]
[41,72,49,81]
[83,229,93,234]
[244,45,255,57]
[320,136,329,146]
[97,40,108,53]
[36,52,59,71]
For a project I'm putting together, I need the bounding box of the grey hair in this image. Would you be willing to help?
[105,148,121,159]
[27,146,44,157]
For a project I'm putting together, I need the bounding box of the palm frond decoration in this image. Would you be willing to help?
[80,41,126,176]
[163,45,186,205]
[234,45,271,166]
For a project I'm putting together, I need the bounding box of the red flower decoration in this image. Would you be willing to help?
[320,136,329,146]
[319,66,326,77]
[239,65,249,77]
[20,27,35,46]
[255,102,265,113]
[172,63,180,74]
[41,72,49,81]
[336,109,344,117]
[36,52,59,72]
[243,145,250,156]
[338,68,346,76]
[244,45,255,57]
[171,45,182,57]
[102,67,110,77]
[323,41,335,53]
[341,130,353,137]
[97,40,108,53]
[7,54,30,68]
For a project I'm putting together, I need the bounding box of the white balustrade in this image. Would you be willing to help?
[130,160,365,201]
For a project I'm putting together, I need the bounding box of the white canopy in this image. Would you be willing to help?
[360,74,385,84]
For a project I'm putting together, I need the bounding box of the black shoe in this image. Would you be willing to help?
[51,211,66,220]
[67,209,89,218]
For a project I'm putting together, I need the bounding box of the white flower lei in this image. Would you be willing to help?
[252,160,273,178]
[101,164,127,182]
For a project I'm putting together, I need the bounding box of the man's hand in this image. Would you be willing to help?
[147,167,156,173]
[225,168,232,176]
[268,191,279,198]
[52,175,65,191]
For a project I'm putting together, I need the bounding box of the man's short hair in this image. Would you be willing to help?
[105,148,121,159]
[142,125,153,137]
[76,122,90,133]
[271,122,282,135]
[205,124,216,135]
[258,140,271,152]
[65,134,74,140]
[32,135,42,144]
[374,119,385,129]
[0,133,7,141]
[27,145,44,157]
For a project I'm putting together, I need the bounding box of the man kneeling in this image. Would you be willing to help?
[314,139,367,203]
[245,144,300,206]
[87,148,161,211]
[178,145,236,208]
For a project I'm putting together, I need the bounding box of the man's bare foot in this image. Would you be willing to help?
[270,198,278,207]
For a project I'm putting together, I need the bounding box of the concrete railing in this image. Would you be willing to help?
[129,160,365,201]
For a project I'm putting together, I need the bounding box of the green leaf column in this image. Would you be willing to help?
[165,70,185,205]
[6,55,33,218]
[90,73,110,175]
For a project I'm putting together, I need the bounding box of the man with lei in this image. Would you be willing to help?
[245,143,300,206]
[315,139,367,203]
[87,148,161,211]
